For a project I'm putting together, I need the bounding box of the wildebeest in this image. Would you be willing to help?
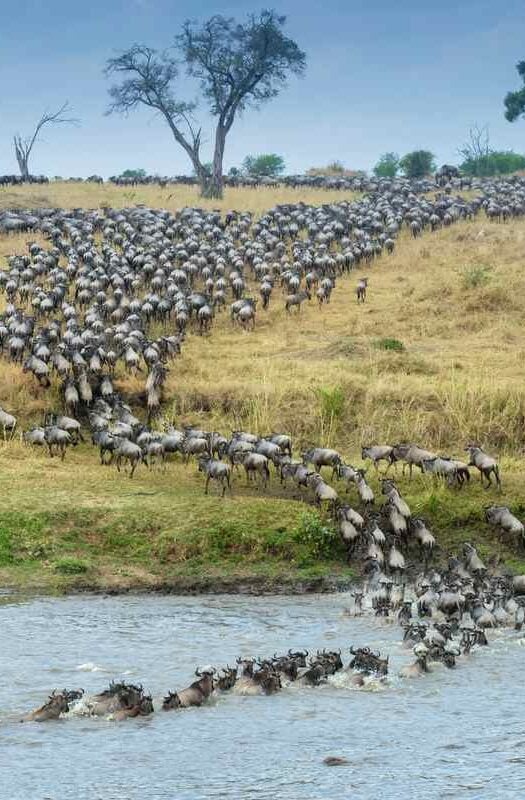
[356,277,368,303]
[361,445,395,472]
[465,445,501,489]
[198,456,232,496]
[20,689,83,722]
[285,289,311,312]
[0,405,17,438]
[485,506,524,544]
[162,667,216,710]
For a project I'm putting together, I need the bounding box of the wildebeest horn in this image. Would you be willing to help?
[195,668,202,677]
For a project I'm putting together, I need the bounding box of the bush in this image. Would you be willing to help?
[243,154,285,177]
[54,557,90,575]
[400,150,436,178]
[460,150,525,177]
[120,168,146,179]
[461,264,492,289]
[325,160,345,174]
[0,528,13,567]
[294,512,338,560]
[306,163,365,177]
[373,152,400,178]
[374,338,405,352]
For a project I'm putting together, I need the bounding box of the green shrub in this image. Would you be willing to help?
[242,154,285,177]
[374,338,405,352]
[294,512,338,560]
[461,264,492,289]
[0,528,14,566]
[373,152,400,178]
[399,150,436,178]
[460,151,525,177]
[54,557,90,575]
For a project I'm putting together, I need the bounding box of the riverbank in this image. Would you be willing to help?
[1,440,524,595]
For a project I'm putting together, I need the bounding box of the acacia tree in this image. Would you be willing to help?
[399,150,436,178]
[243,153,285,177]
[373,152,399,178]
[504,61,525,121]
[105,10,305,199]
[13,102,78,178]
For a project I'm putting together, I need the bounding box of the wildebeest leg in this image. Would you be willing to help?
[129,459,137,478]
[60,445,66,462]
[409,463,413,479]
[205,475,210,495]
[116,457,121,473]
[48,443,54,458]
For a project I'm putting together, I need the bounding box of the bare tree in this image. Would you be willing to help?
[104,46,206,186]
[457,124,491,163]
[105,10,306,199]
[13,102,79,179]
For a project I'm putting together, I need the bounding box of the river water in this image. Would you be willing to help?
[1,593,524,800]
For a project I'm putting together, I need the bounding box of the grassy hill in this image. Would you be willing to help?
[0,182,524,592]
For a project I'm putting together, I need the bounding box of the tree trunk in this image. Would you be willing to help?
[17,155,29,179]
[201,125,226,199]
[14,140,29,179]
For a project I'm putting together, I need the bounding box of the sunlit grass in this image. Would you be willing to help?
[0,181,359,216]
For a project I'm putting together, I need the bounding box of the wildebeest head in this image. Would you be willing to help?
[162,691,181,710]
[216,666,237,691]
[287,648,309,668]
[236,657,255,677]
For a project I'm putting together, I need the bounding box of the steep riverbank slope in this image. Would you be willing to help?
[0,183,524,593]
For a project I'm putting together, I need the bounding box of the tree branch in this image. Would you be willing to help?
[12,101,79,177]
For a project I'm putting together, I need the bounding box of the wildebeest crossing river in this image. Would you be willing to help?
[1,593,524,799]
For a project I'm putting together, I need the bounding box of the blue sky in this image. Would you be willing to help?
[1,0,525,177]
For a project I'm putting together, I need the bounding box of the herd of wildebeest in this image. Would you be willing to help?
[2,174,525,723]
[0,165,470,191]
[20,558,525,722]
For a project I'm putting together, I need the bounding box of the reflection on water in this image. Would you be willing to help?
[1,594,523,799]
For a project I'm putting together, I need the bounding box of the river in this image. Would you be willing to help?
[1,593,524,799]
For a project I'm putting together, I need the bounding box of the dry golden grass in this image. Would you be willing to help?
[1,186,525,454]
[138,219,525,454]
[0,180,358,216]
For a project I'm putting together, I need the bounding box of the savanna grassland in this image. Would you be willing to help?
[0,182,524,593]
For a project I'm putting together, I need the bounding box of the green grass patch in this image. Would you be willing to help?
[54,557,90,575]
[374,337,405,352]
[461,263,492,289]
